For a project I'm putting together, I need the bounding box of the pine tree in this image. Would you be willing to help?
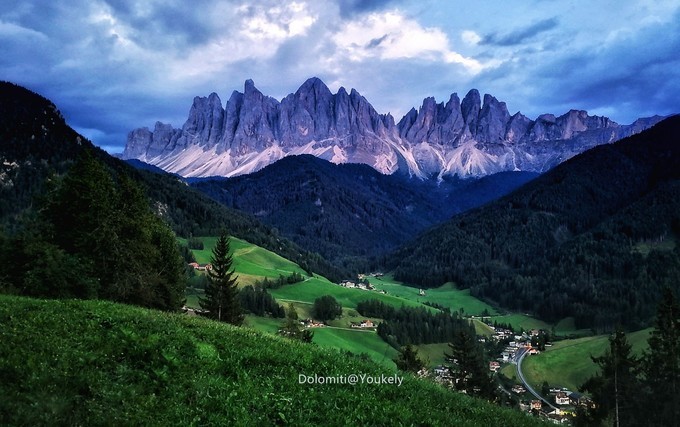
[200,232,243,325]
[580,329,641,426]
[20,150,186,309]
[640,288,680,426]
[312,295,342,322]
[445,326,496,400]
[394,344,426,373]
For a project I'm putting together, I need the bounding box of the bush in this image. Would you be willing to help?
[312,295,342,322]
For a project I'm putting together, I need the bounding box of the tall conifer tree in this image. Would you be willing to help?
[580,330,640,426]
[641,288,680,425]
[200,232,243,325]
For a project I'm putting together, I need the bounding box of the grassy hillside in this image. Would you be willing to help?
[0,295,545,426]
[521,328,652,392]
[367,276,499,316]
[182,236,308,287]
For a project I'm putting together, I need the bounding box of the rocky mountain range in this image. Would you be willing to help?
[122,77,664,179]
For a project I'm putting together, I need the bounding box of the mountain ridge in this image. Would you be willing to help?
[0,81,346,281]
[122,77,666,179]
[387,115,680,330]
[188,154,539,269]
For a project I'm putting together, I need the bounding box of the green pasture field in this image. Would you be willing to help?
[366,276,499,316]
[311,327,399,369]
[269,277,425,311]
[181,236,307,286]
[414,343,450,368]
[521,328,652,392]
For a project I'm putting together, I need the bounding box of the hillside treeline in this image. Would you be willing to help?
[357,299,473,346]
[0,152,186,310]
[0,82,345,283]
[389,117,680,330]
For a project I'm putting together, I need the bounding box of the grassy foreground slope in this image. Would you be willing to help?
[0,296,544,426]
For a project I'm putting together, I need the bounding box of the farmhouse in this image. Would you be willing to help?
[350,319,375,328]
[300,319,325,328]
[531,400,542,411]
[555,392,570,405]
[489,361,500,372]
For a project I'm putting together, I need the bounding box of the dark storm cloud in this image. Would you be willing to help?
[1,0,678,153]
[366,34,389,49]
[472,8,680,123]
[101,0,222,48]
[481,17,559,46]
[337,0,402,17]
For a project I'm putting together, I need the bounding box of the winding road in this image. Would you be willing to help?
[515,348,558,411]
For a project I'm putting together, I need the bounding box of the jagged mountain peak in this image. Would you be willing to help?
[122,78,665,179]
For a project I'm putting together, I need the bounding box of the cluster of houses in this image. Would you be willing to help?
[349,319,375,329]
[187,262,212,271]
[337,279,388,294]
[300,318,325,328]
[516,390,594,425]
[518,400,571,424]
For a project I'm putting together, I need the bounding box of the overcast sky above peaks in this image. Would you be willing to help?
[1,0,678,153]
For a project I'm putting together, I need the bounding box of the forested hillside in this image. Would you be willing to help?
[389,116,680,330]
[0,82,344,281]
[190,154,536,270]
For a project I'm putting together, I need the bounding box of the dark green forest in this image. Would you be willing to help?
[1,151,186,310]
[190,154,535,272]
[0,82,344,283]
[389,116,680,330]
[357,298,472,346]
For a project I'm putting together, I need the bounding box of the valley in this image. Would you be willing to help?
[182,234,650,396]
[1,81,678,425]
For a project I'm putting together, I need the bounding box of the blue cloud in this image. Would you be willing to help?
[482,17,559,46]
[337,0,403,17]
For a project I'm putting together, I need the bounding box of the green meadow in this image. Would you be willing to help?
[312,327,399,368]
[367,275,499,316]
[181,236,307,286]
[0,295,544,426]
[269,277,426,311]
[521,328,652,392]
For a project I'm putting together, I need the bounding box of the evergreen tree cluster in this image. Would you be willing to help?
[239,285,285,318]
[312,295,343,322]
[445,326,496,400]
[394,344,427,373]
[1,151,186,310]
[357,299,470,346]
[255,272,305,290]
[578,288,680,426]
[389,117,680,330]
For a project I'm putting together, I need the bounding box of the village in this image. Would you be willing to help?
[290,272,592,424]
[429,322,593,424]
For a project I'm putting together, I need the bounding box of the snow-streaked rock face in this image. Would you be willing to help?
[122,77,665,179]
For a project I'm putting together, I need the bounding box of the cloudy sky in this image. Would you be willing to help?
[2,0,679,152]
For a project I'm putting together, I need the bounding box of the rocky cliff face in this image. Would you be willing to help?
[122,77,664,179]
